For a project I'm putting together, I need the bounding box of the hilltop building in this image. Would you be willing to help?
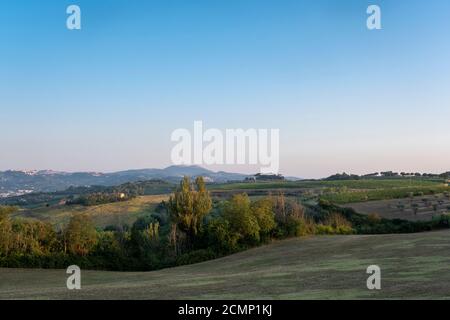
[245,173,285,182]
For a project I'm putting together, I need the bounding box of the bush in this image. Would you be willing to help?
[223,194,260,245]
[176,249,217,266]
[205,218,239,253]
[251,198,276,240]
[323,213,352,229]
[367,213,382,224]
[432,214,450,228]
[67,193,133,206]
[272,193,315,237]
[284,215,315,237]
[315,225,334,235]
[316,213,354,235]
[318,202,450,234]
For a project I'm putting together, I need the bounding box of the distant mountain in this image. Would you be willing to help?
[0,166,249,197]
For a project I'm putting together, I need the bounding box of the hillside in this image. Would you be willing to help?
[0,165,249,197]
[11,195,169,229]
[344,194,450,222]
[1,230,449,299]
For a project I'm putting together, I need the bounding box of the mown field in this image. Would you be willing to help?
[11,195,169,229]
[1,230,450,299]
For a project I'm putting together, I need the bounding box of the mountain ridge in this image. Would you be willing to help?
[0,165,249,197]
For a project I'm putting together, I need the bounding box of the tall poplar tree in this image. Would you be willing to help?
[168,176,212,254]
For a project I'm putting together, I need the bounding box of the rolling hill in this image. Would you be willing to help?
[0,165,249,197]
[11,194,169,229]
[1,230,449,299]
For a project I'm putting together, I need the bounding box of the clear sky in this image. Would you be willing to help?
[1,0,450,178]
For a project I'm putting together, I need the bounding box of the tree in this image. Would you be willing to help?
[168,176,194,254]
[206,218,239,252]
[64,214,98,256]
[10,219,57,255]
[251,198,276,240]
[223,193,260,244]
[193,176,212,235]
[273,192,287,224]
[168,176,212,253]
[0,206,15,256]
[129,216,162,268]
[272,193,311,237]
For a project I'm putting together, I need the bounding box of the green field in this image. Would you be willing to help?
[1,230,450,299]
[321,185,450,204]
[210,179,449,205]
[211,178,444,191]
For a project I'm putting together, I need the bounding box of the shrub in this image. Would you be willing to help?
[272,193,314,237]
[205,218,239,253]
[323,212,352,229]
[251,198,276,240]
[315,225,334,235]
[176,249,217,266]
[367,213,382,224]
[432,214,450,228]
[223,194,260,244]
[285,215,315,237]
[313,212,355,235]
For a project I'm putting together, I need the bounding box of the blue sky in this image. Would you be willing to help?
[1,0,450,178]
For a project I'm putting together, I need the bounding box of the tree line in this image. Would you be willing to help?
[325,171,450,180]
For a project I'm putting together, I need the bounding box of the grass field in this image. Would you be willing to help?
[344,194,450,222]
[210,179,448,204]
[11,195,169,229]
[211,178,444,191]
[321,185,450,204]
[1,230,450,299]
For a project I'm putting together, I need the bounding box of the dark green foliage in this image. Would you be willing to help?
[204,217,239,253]
[251,198,277,241]
[64,214,98,256]
[324,172,361,180]
[223,194,261,245]
[67,192,133,206]
[176,249,218,266]
[318,201,450,234]
[168,176,213,255]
